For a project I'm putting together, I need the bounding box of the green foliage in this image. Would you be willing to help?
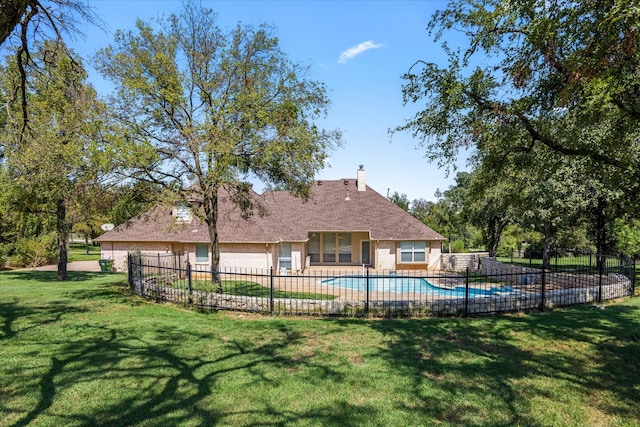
[449,239,465,253]
[495,241,516,258]
[396,0,640,174]
[388,191,410,211]
[0,243,7,269]
[6,233,57,268]
[94,4,342,272]
[1,40,112,279]
[496,225,543,257]
[411,172,483,251]
[395,0,640,258]
[615,218,640,257]
[106,181,162,226]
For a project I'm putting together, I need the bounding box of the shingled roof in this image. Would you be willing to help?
[96,179,445,244]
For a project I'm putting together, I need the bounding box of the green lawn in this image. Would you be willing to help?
[191,279,337,300]
[68,243,101,262]
[496,254,630,270]
[1,270,639,426]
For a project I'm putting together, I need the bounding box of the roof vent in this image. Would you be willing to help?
[317,181,322,186]
[343,179,349,185]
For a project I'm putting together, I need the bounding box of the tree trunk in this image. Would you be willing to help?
[593,198,610,273]
[56,198,68,281]
[0,0,29,47]
[84,234,90,254]
[487,216,507,257]
[202,185,221,292]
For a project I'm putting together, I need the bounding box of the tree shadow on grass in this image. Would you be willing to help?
[1,270,118,283]
[326,301,640,425]
[7,318,378,426]
[6,270,639,425]
[0,300,89,341]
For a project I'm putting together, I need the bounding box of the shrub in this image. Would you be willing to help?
[0,244,7,270]
[496,242,516,258]
[450,240,465,253]
[7,233,58,268]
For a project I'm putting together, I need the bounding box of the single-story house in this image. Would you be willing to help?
[95,167,446,272]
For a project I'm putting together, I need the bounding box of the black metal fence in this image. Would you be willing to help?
[127,252,636,317]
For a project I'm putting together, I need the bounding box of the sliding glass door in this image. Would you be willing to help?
[308,232,353,264]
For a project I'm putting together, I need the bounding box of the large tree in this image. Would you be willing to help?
[394,0,640,184]
[0,0,99,147]
[0,40,109,279]
[95,4,341,283]
[0,0,97,47]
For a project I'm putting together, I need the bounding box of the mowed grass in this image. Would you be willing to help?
[191,279,337,300]
[496,254,630,270]
[1,270,639,426]
[68,243,101,262]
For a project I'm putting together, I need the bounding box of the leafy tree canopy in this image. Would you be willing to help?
[394,0,640,178]
[0,0,99,140]
[94,3,342,278]
[0,40,110,278]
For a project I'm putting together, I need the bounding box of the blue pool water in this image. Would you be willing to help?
[321,276,513,297]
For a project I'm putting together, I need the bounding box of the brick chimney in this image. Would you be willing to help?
[357,165,366,192]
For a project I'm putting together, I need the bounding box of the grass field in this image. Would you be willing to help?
[1,270,639,426]
[496,254,631,270]
[68,243,101,262]
[190,279,337,300]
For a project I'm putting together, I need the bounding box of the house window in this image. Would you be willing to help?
[338,233,352,263]
[308,234,320,263]
[175,206,191,222]
[195,243,209,263]
[399,241,426,263]
[323,233,336,262]
[278,243,292,270]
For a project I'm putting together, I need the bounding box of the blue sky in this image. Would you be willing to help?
[71,0,466,202]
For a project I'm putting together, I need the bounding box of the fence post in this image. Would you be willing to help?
[598,254,604,303]
[633,258,637,295]
[187,261,193,298]
[139,254,145,298]
[187,261,193,305]
[365,268,370,316]
[464,267,469,318]
[269,267,274,315]
[539,267,546,312]
[127,253,132,288]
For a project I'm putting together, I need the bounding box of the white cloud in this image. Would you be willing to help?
[338,40,383,64]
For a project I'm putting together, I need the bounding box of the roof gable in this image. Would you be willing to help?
[264,179,445,241]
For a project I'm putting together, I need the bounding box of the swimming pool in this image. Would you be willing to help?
[321,276,513,297]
